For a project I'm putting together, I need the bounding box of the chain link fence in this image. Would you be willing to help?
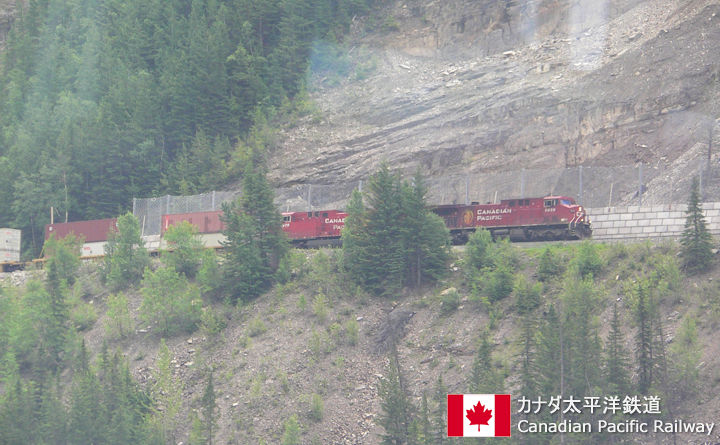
[133,191,237,236]
[133,156,720,236]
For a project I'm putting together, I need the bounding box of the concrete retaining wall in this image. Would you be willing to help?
[587,202,720,241]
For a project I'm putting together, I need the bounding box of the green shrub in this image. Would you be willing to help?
[105,292,132,338]
[309,393,323,422]
[197,250,222,299]
[485,265,514,301]
[573,241,604,279]
[43,233,82,288]
[313,293,329,323]
[162,221,204,278]
[281,414,301,445]
[103,213,150,291]
[651,254,681,292]
[515,275,541,314]
[329,322,343,347]
[439,288,461,314]
[466,229,493,271]
[493,238,519,269]
[309,329,329,359]
[247,317,267,337]
[68,292,97,331]
[345,319,359,346]
[139,266,202,335]
[278,371,290,394]
[200,306,226,337]
[537,247,563,282]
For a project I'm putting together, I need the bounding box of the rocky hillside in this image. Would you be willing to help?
[269,0,720,208]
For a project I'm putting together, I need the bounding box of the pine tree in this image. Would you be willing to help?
[633,280,653,394]
[431,376,448,445]
[534,305,562,396]
[604,302,631,394]
[680,177,714,274]
[68,357,104,444]
[561,275,603,398]
[470,331,504,394]
[362,164,406,294]
[200,371,218,445]
[378,347,414,445]
[518,315,537,398]
[343,165,450,295]
[401,171,451,287]
[341,188,370,283]
[0,379,36,445]
[415,392,432,445]
[222,146,288,303]
[150,339,183,444]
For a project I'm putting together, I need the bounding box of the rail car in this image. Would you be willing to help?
[34,209,349,262]
[0,228,23,272]
[8,195,589,267]
[431,195,591,244]
[160,209,347,249]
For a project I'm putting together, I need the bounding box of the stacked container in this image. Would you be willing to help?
[0,228,21,263]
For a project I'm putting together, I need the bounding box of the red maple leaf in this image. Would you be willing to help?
[466,401,493,431]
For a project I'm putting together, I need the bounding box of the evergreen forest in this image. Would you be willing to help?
[0,0,376,254]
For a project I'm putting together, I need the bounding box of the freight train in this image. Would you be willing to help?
[0,194,590,270]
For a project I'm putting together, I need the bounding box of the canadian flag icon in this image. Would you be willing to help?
[447,394,511,437]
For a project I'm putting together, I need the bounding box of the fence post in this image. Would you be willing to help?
[520,168,525,197]
[638,164,643,206]
[307,185,312,211]
[578,166,583,205]
[132,197,136,216]
[166,195,170,215]
[465,174,470,205]
[699,163,704,200]
[212,190,216,210]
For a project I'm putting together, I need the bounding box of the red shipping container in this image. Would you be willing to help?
[162,211,225,234]
[45,218,118,242]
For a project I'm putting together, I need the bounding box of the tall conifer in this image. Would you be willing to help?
[605,302,630,394]
[680,177,714,273]
[378,347,414,445]
[343,165,449,295]
[222,146,287,302]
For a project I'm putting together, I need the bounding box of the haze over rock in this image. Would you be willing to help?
[270,0,720,208]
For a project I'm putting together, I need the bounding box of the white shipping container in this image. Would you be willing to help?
[0,228,21,254]
[0,249,20,263]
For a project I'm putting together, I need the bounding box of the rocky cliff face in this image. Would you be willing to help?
[270,0,720,208]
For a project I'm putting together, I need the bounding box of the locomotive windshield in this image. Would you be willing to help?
[560,199,573,206]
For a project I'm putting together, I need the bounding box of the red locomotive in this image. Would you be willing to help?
[431,195,591,243]
[281,210,347,247]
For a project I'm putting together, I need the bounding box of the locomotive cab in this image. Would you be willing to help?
[544,196,591,238]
